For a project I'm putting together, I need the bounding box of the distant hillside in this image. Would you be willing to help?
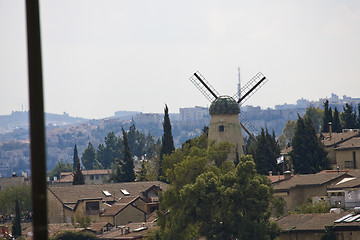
[0,111,89,142]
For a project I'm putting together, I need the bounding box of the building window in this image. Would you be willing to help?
[95,175,99,180]
[86,201,99,211]
[219,125,225,132]
[90,175,94,180]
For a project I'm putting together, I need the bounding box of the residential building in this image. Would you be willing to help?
[321,130,360,169]
[52,169,112,186]
[47,181,167,224]
[0,174,30,191]
[277,210,360,240]
[273,172,349,211]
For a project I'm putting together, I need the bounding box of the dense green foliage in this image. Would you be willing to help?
[11,200,22,238]
[159,104,175,181]
[110,128,135,182]
[73,148,85,185]
[72,144,80,170]
[0,184,31,214]
[357,104,360,129]
[81,142,97,170]
[290,115,329,174]
[96,132,122,169]
[51,231,97,240]
[321,100,333,133]
[278,120,296,149]
[332,107,342,133]
[151,135,280,240]
[294,199,330,214]
[341,103,357,129]
[48,159,72,181]
[121,127,135,182]
[249,128,281,175]
[304,106,323,133]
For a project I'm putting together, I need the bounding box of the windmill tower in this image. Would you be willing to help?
[190,71,268,161]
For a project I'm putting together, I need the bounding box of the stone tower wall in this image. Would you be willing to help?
[208,114,245,162]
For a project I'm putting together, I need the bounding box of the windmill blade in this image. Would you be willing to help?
[239,111,258,140]
[233,72,268,106]
[190,71,219,103]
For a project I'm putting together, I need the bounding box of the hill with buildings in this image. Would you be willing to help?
[0,93,359,177]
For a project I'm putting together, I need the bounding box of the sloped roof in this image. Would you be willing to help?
[273,172,348,192]
[101,204,128,216]
[335,136,360,150]
[101,200,146,217]
[48,181,168,204]
[321,131,359,147]
[117,196,141,204]
[328,177,360,190]
[268,174,285,183]
[87,222,114,233]
[57,170,112,183]
[277,212,346,231]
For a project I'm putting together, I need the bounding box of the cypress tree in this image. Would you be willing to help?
[159,104,175,180]
[332,107,342,133]
[252,128,280,175]
[12,200,22,238]
[357,103,360,129]
[322,100,332,133]
[73,156,85,185]
[73,144,79,170]
[121,127,135,182]
[290,115,329,174]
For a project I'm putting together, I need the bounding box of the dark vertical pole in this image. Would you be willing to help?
[25,0,48,239]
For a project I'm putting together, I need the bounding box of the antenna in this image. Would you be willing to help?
[234,72,268,105]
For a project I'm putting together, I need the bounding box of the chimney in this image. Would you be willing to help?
[329,122,332,139]
[269,171,272,177]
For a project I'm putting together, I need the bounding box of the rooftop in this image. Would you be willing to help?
[273,172,349,192]
[48,181,168,204]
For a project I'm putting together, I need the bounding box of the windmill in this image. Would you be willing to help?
[189,70,268,160]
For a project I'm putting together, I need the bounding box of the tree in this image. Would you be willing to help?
[121,127,135,182]
[72,144,80,170]
[322,100,333,133]
[278,120,296,149]
[332,107,342,133]
[157,153,280,240]
[137,160,148,181]
[48,159,72,181]
[290,115,329,174]
[304,106,323,133]
[73,156,85,185]
[341,103,357,129]
[96,132,122,169]
[81,142,97,170]
[12,200,22,238]
[250,128,281,175]
[127,123,147,158]
[0,185,31,214]
[159,104,175,180]
[356,103,360,129]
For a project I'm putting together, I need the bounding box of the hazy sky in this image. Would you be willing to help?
[1,0,359,119]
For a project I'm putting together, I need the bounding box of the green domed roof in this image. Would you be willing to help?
[209,96,240,115]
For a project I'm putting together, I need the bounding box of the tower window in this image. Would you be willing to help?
[219,125,225,132]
